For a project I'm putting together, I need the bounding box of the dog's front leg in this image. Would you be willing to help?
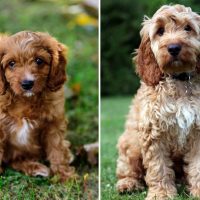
[184,132,200,197]
[42,119,75,182]
[142,133,177,200]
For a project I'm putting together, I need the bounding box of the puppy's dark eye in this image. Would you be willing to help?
[157,27,165,36]
[184,25,192,32]
[35,58,44,65]
[8,61,15,69]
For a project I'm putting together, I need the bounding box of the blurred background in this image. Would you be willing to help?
[101,0,200,96]
[0,0,98,199]
[101,1,200,199]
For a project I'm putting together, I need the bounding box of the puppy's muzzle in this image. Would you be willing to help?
[167,44,182,57]
[21,80,34,90]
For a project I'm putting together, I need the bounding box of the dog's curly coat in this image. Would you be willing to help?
[0,31,75,181]
[116,5,200,199]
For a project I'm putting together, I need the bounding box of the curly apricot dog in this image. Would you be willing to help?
[116,5,200,199]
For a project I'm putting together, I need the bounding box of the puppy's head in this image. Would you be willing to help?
[135,5,200,86]
[0,31,67,96]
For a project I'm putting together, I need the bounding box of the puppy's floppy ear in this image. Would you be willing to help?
[0,42,7,95]
[47,42,67,92]
[134,25,163,86]
[0,65,6,95]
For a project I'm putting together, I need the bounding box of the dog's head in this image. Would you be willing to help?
[0,31,67,96]
[135,4,200,86]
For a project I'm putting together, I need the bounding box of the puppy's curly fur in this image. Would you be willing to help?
[0,31,75,181]
[116,5,200,199]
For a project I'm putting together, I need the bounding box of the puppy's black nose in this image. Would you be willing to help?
[21,80,34,90]
[167,44,182,56]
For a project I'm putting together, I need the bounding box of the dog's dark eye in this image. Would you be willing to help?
[35,58,44,65]
[156,27,165,36]
[184,25,192,32]
[8,61,15,69]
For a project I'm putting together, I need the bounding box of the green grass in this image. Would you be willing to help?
[0,0,98,199]
[101,97,197,200]
[0,167,98,200]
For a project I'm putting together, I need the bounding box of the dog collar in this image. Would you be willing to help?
[171,72,194,81]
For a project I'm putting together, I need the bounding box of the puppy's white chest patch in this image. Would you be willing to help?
[16,118,33,145]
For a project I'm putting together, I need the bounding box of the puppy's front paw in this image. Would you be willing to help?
[32,164,50,177]
[26,162,50,177]
[51,164,76,182]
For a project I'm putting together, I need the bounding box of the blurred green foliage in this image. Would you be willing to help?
[101,0,200,96]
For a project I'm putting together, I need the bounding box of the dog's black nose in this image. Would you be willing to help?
[167,44,182,56]
[21,80,34,90]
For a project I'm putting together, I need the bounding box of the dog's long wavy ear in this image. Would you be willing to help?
[196,55,200,74]
[47,42,67,92]
[134,23,163,86]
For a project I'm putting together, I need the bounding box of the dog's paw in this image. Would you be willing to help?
[116,177,144,193]
[190,186,200,197]
[146,186,177,200]
[146,193,175,200]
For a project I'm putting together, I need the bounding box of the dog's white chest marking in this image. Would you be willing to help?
[175,100,195,145]
[16,118,33,145]
[157,87,198,145]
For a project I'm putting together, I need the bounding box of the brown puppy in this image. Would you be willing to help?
[0,31,74,181]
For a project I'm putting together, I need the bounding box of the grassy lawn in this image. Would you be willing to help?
[0,0,98,199]
[101,97,197,200]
